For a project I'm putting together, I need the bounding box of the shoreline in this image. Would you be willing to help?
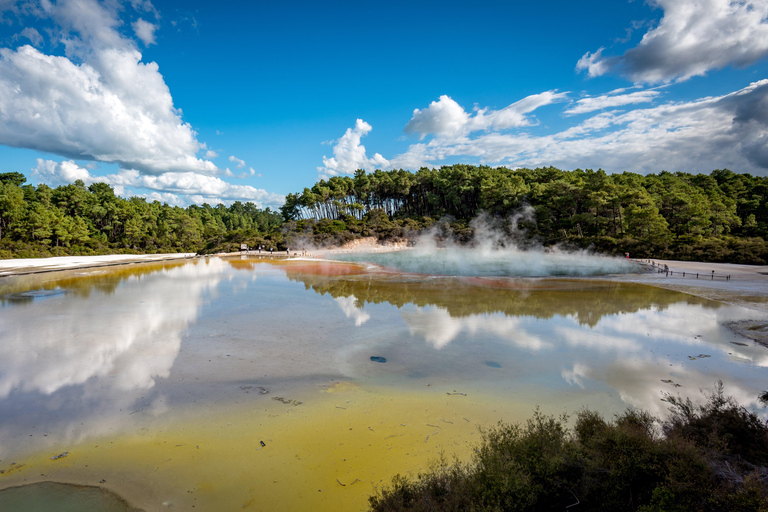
[607,258,768,314]
[2,251,767,311]
[0,252,198,277]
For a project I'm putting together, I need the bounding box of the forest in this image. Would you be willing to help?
[1,165,767,263]
[281,166,768,264]
[0,172,283,259]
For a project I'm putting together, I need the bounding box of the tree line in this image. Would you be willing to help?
[1,165,767,262]
[280,166,768,263]
[0,172,282,258]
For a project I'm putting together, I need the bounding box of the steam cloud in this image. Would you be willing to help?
[333,211,642,277]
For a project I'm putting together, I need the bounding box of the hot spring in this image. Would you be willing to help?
[0,255,764,511]
[329,246,642,277]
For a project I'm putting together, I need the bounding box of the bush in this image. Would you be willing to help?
[369,385,768,512]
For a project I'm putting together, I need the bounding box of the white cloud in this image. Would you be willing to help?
[132,18,157,46]
[229,155,246,168]
[141,191,185,206]
[575,48,611,78]
[318,119,389,177]
[0,0,217,176]
[404,91,567,139]
[564,89,661,115]
[205,149,219,158]
[32,158,105,186]
[375,80,768,176]
[19,27,43,46]
[222,167,254,179]
[404,95,471,140]
[111,170,285,207]
[578,0,768,83]
[32,159,285,208]
[129,0,159,17]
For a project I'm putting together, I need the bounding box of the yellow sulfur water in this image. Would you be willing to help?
[1,382,527,511]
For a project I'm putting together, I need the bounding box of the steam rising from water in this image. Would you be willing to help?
[334,246,640,277]
[334,212,642,277]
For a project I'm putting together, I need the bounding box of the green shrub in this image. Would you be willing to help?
[370,386,768,512]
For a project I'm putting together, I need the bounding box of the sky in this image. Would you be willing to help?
[1,0,768,209]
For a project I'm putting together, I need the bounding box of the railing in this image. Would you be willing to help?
[633,259,731,281]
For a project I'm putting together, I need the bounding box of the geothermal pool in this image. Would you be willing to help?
[0,255,766,511]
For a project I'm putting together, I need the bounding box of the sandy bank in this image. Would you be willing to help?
[312,236,409,257]
[612,258,768,313]
[0,253,197,277]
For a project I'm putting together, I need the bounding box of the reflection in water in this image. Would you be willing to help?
[286,269,715,326]
[0,260,193,304]
[0,259,231,461]
[403,307,547,350]
[0,481,142,512]
[331,245,641,277]
[0,259,225,398]
[1,257,767,512]
[334,295,371,326]
[284,263,768,418]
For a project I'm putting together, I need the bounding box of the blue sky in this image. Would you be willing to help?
[1,0,768,208]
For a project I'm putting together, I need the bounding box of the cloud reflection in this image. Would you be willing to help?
[334,295,371,326]
[0,259,227,398]
[402,306,548,350]
[563,357,764,418]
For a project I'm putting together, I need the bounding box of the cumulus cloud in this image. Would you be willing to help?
[33,158,105,186]
[229,155,246,168]
[404,95,471,140]
[376,80,768,176]
[205,149,219,159]
[318,119,389,177]
[578,0,768,83]
[404,91,567,139]
[32,159,285,207]
[142,191,185,206]
[0,0,217,175]
[564,89,661,115]
[132,18,157,45]
[320,91,567,177]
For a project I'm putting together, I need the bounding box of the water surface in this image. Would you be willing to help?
[0,256,765,511]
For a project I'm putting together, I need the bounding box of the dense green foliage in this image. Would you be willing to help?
[0,173,283,258]
[281,166,768,263]
[369,384,768,512]
[2,166,767,261]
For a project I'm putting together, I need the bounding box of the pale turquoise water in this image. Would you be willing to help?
[330,247,642,276]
